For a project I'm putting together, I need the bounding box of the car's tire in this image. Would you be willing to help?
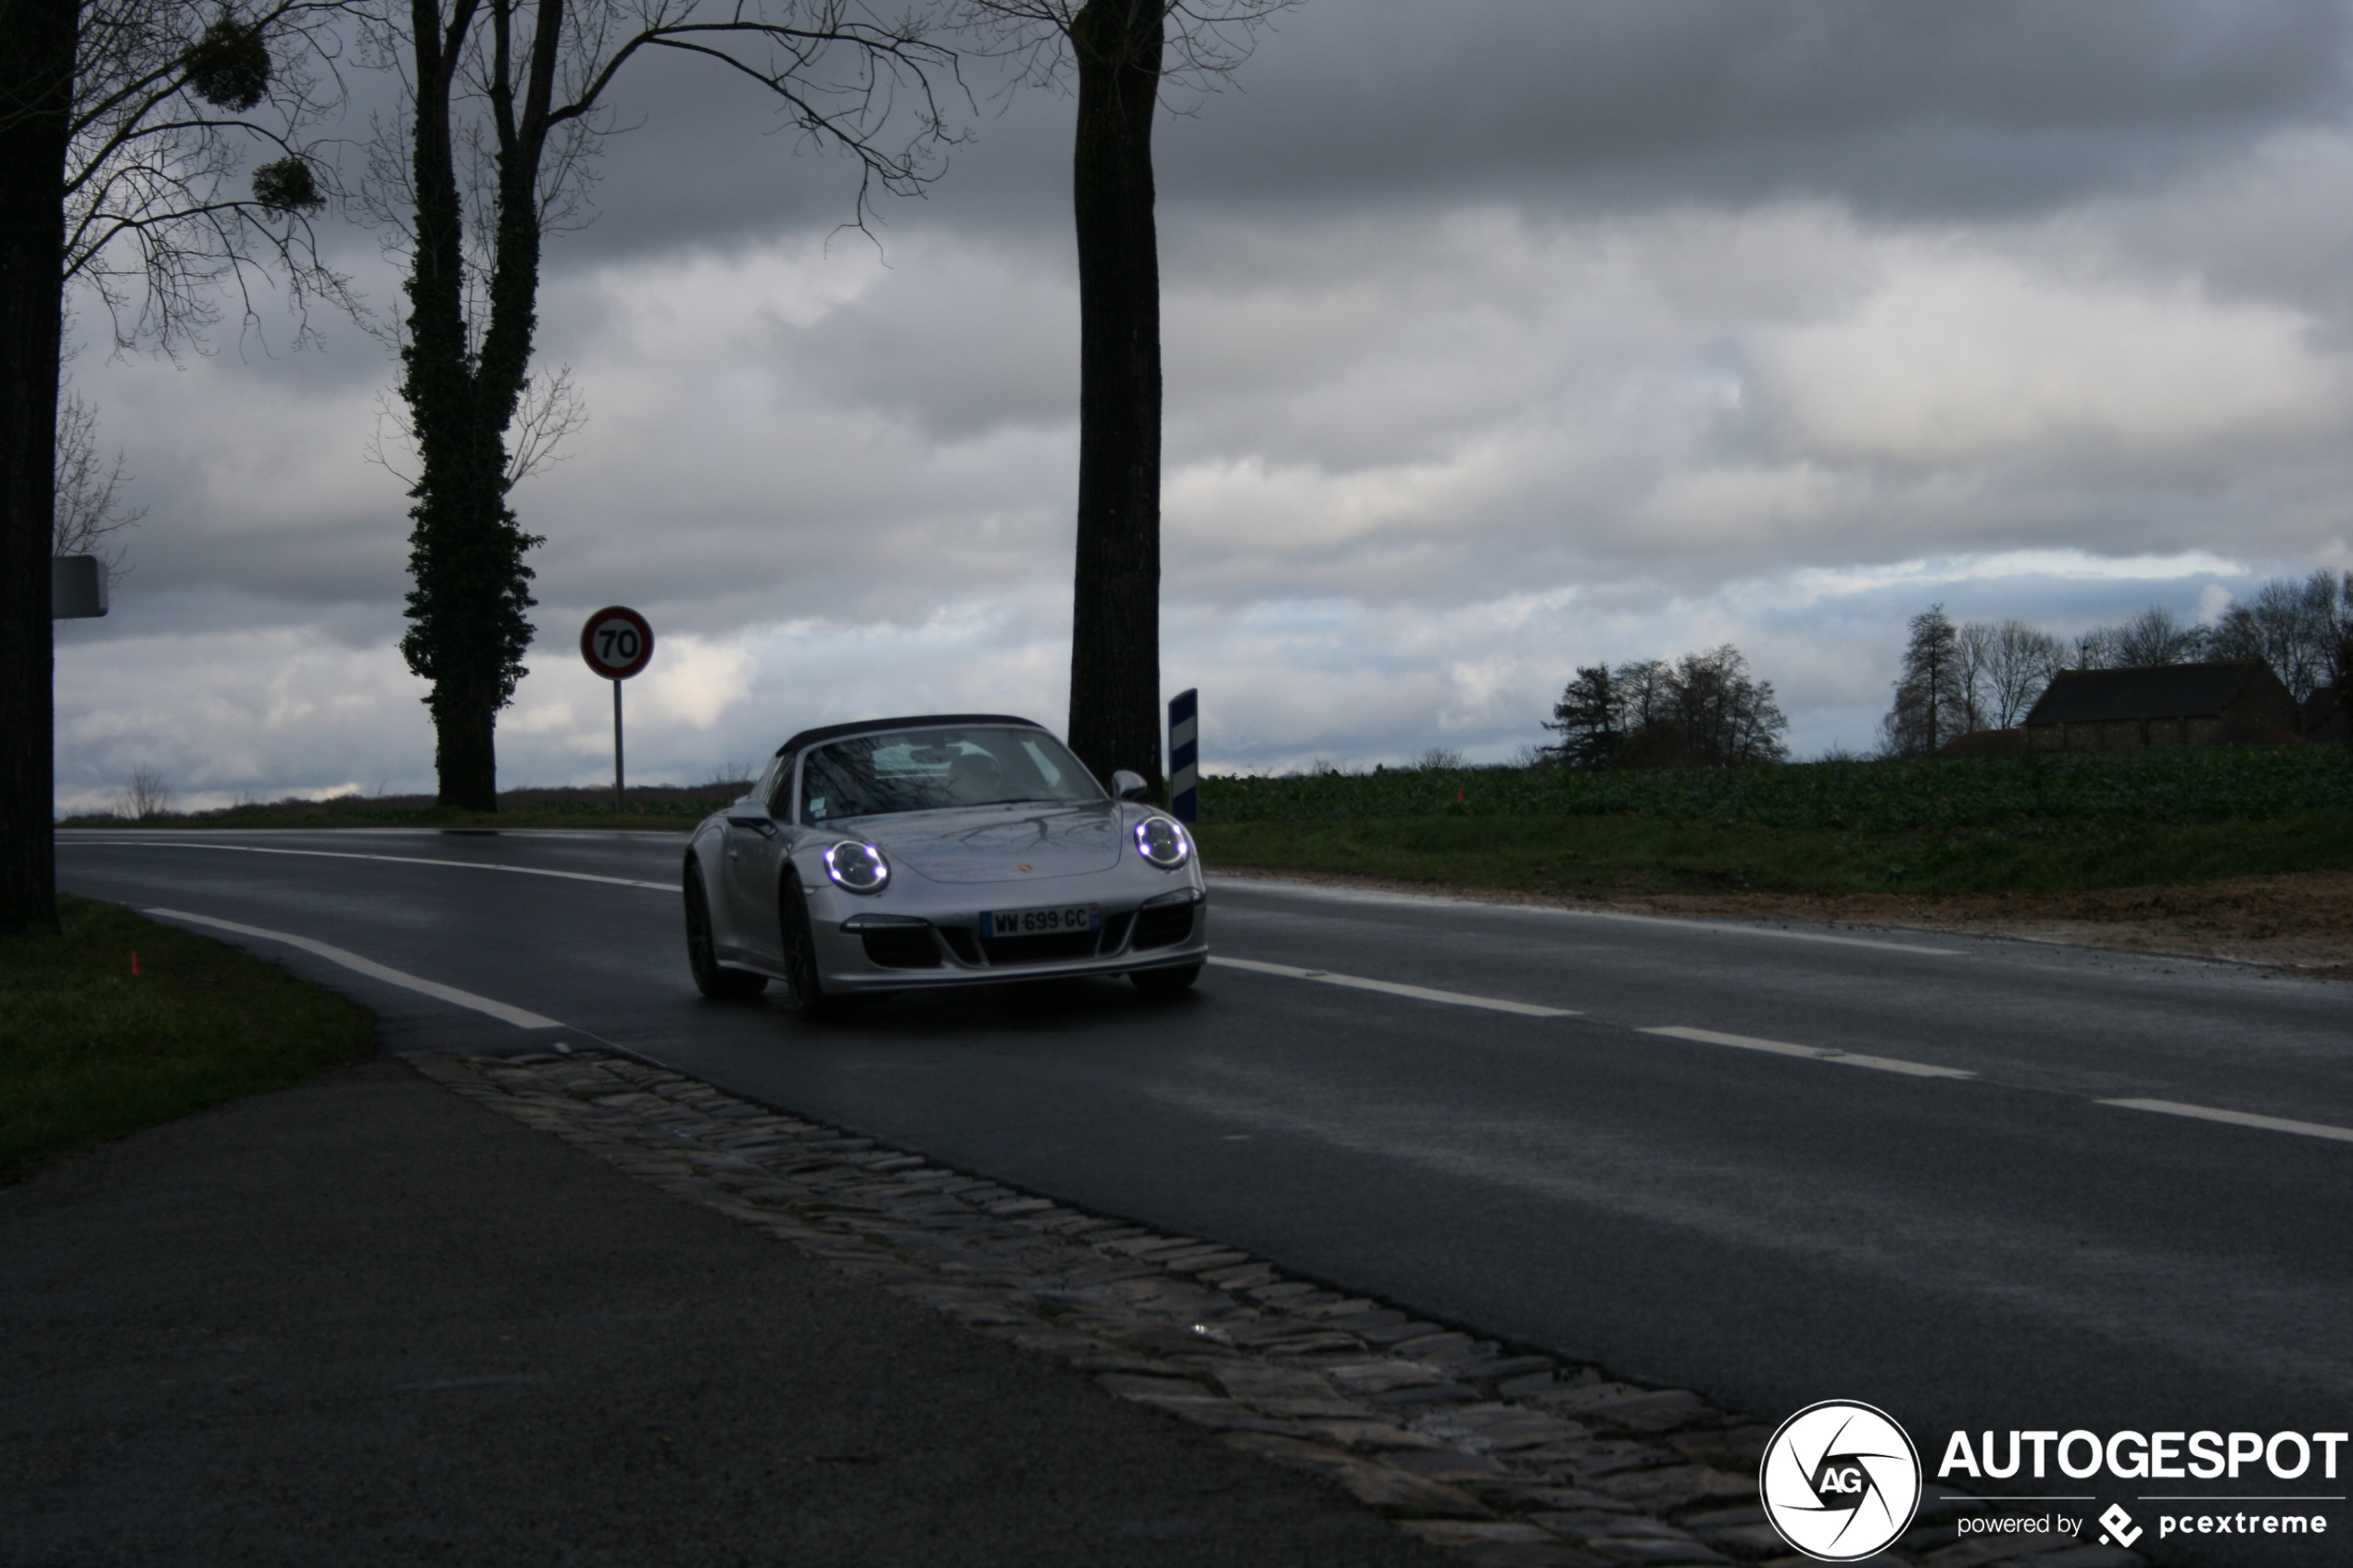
[1129,963,1202,997]
[780,877,858,1022]
[685,863,768,999]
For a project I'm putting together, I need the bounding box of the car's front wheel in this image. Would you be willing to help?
[1129,963,1202,997]
[686,863,768,999]
[779,877,857,1022]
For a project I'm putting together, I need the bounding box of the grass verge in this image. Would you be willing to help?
[0,896,375,1184]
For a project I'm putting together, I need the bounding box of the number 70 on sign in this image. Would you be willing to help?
[580,606,655,680]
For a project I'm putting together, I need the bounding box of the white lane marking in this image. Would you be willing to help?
[1208,876,1964,956]
[1640,1024,1976,1080]
[87,838,673,891]
[145,909,564,1029]
[1207,956,1578,1018]
[2097,1098,2353,1145]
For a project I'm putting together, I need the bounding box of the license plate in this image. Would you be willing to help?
[981,902,1101,938]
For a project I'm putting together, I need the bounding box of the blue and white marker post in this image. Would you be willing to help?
[1168,688,1199,822]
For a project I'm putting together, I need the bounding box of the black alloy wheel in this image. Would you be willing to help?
[685,862,767,999]
[779,876,857,1022]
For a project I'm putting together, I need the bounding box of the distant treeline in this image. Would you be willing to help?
[1534,569,2352,771]
[1543,646,1790,770]
[1882,570,2352,757]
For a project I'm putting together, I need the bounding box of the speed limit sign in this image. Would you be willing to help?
[580,606,654,680]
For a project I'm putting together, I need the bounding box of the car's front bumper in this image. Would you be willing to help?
[812,885,1208,992]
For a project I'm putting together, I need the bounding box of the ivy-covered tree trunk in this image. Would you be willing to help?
[0,0,79,935]
[396,0,550,811]
[380,0,957,812]
[1063,0,1164,794]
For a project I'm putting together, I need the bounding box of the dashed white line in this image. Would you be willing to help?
[1209,876,1966,956]
[145,909,563,1029]
[1206,956,1579,1018]
[1639,1024,1976,1080]
[84,838,673,891]
[2097,1098,2353,1145]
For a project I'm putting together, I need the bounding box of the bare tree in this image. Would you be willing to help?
[358,0,959,811]
[1979,618,2063,728]
[1954,619,1994,734]
[1882,604,1966,758]
[2106,603,2208,668]
[1665,645,1788,767]
[2070,626,2119,671]
[957,0,1291,793]
[65,0,358,354]
[6,0,358,935]
[2207,570,2344,702]
[117,763,175,819]
[52,385,146,582]
[1613,658,1672,734]
[364,361,587,495]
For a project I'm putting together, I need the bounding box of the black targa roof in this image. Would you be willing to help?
[773,714,1047,758]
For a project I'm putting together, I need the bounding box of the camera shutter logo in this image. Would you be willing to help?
[1760,1399,1923,1562]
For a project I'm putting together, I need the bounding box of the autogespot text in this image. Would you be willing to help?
[1937,1429,2348,1481]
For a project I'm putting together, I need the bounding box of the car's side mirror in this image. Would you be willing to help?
[1111,769,1148,801]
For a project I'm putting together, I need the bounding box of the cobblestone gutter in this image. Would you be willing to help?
[405,1047,2143,1568]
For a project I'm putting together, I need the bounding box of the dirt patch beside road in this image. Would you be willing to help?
[1217,866,2353,979]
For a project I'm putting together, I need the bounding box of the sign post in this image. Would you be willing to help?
[579,606,655,814]
[1168,688,1198,823]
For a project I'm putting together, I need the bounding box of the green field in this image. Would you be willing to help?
[55,746,2353,898]
[0,897,376,1183]
[1195,746,2353,897]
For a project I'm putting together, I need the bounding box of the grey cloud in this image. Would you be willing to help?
[778,238,1080,441]
[215,0,2353,289]
[56,590,406,650]
[57,0,2353,802]
[1159,0,2353,221]
[547,38,1056,265]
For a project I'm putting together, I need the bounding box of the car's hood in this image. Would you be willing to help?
[865,802,1126,884]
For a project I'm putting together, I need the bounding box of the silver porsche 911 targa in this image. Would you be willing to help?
[682,713,1208,1018]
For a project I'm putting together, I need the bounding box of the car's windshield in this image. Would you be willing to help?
[799,726,1104,823]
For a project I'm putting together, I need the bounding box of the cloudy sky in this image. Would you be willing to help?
[52,0,2353,813]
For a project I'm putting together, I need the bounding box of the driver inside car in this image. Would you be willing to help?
[947,750,1003,804]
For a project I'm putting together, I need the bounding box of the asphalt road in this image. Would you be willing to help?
[59,827,2353,1562]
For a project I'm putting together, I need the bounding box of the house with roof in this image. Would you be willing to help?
[2021,659,2301,752]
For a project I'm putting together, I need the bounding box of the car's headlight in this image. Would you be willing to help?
[824,840,890,894]
[1133,815,1192,870]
